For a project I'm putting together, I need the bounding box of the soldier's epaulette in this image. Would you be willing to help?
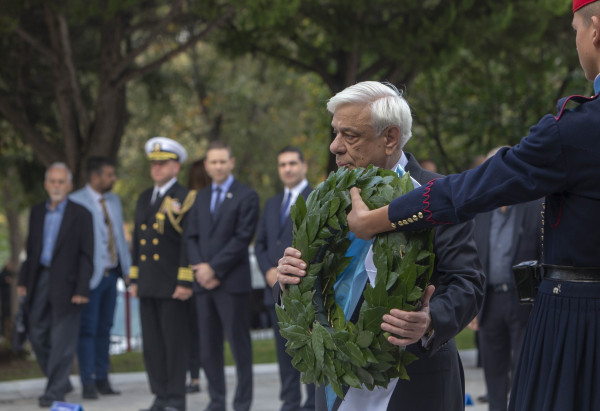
[555,93,599,121]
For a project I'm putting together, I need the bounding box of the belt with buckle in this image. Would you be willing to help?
[488,282,514,293]
[543,265,600,282]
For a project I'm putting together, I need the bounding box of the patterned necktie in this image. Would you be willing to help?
[280,191,292,226]
[100,197,117,264]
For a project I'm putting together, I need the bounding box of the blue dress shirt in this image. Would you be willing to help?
[40,198,68,267]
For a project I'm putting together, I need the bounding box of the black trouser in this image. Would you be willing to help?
[269,305,315,411]
[28,269,80,400]
[140,297,190,411]
[480,289,529,411]
[196,289,253,411]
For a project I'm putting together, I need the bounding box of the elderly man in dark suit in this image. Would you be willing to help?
[184,140,259,411]
[255,146,315,411]
[277,81,484,410]
[472,194,542,411]
[17,162,94,408]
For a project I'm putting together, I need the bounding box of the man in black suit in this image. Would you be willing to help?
[255,146,315,411]
[472,194,542,411]
[277,81,484,410]
[129,137,196,411]
[17,162,94,408]
[184,140,259,411]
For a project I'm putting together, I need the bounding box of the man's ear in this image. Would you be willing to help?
[592,15,600,48]
[383,126,401,155]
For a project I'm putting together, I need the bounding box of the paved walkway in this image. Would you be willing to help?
[0,350,488,410]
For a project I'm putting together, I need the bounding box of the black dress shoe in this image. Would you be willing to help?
[185,383,201,393]
[96,379,121,395]
[83,383,99,399]
[477,394,489,403]
[38,396,56,408]
[163,407,181,411]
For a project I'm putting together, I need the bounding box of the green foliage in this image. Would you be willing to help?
[278,166,434,398]
[119,44,331,219]
[406,2,588,173]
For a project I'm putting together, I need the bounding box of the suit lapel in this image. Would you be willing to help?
[52,201,74,260]
[404,154,429,185]
[211,180,236,229]
[142,190,162,222]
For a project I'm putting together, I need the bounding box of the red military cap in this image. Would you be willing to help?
[574,0,599,12]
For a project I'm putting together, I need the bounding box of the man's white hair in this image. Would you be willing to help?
[45,162,73,182]
[326,81,413,148]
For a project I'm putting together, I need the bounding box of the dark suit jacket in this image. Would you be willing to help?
[255,185,312,302]
[473,199,542,327]
[18,199,94,319]
[295,154,484,411]
[185,179,259,294]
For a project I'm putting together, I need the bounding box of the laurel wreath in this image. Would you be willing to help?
[276,165,434,399]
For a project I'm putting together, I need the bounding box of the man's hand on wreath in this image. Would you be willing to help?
[347,187,393,240]
[382,285,435,346]
[277,247,307,290]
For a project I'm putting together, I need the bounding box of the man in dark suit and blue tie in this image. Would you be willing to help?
[185,140,259,411]
[18,162,94,408]
[255,146,315,411]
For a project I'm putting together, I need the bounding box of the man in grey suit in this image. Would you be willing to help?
[185,140,259,411]
[70,157,131,400]
[18,162,94,407]
[276,81,484,410]
[255,146,315,411]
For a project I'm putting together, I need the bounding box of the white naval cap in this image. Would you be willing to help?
[145,137,187,163]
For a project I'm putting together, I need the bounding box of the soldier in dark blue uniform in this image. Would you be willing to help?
[130,137,196,411]
[346,1,600,410]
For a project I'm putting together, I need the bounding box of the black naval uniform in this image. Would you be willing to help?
[130,182,195,411]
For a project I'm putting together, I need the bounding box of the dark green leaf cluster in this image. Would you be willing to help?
[277,165,434,399]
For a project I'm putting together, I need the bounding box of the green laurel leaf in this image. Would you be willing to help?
[277,166,434,400]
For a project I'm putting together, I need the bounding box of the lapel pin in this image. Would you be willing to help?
[226,192,233,199]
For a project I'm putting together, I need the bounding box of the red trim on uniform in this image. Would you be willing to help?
[555,94,599,121]
[422,179,452,225]
[573,0,598,12]
[549,199,563,229]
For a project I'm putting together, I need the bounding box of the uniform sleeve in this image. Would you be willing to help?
[177,191,197,288]
[389,114,567,230]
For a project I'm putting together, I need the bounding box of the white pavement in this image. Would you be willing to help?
[0,350,488,410]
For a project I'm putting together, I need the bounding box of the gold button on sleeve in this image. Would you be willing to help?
[418,212,423,219]
[140,254,147,261]
[403,220,408,225]
[140,239,146,245]
[153,254,160,261]
[153,223,159,230]
[141,224,147,230]
[407,218,413,223]
[152,238,159,245]
[391,222,396,229]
